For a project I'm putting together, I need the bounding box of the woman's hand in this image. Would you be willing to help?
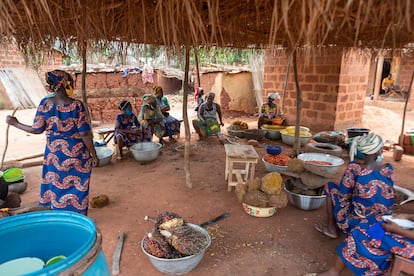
[92,155,99,167]
[6,115,18,126]
[382,220,403,233]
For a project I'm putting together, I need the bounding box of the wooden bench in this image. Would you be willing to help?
[391,255,414,276]
[95,128,115,144]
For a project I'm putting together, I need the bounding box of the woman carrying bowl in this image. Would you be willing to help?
[257,92,286,129]
[314,133,394,239]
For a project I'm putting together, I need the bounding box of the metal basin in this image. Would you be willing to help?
[284,182,326,211]
[95,147,114,167]
[130,142,162,162]
[141,223,211,275]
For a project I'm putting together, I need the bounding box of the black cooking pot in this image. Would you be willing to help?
[346,128,370,138]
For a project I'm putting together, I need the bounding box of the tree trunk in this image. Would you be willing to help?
[194,48,201,88]
[183,47,193,188]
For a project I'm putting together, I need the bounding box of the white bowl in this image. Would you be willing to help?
[242,203,276,217]
[297,153,345,177]
[95,147,114,167]
[280,132,311,146]
[130,142,162,162]
[262,157,288,172]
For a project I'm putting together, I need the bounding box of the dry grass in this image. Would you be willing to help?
[0,0,413,52]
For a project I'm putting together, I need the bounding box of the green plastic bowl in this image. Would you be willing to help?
[2,168,24,183]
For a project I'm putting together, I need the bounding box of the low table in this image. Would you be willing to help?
[96,127,115,144]
[224,144,259,192]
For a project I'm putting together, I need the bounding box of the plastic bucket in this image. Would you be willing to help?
[0,211,110,276]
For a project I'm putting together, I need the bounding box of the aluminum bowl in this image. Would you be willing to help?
[280,132,311,146]
[262,157,288,173]
[261,125,286,140]
[141,223,211,275]
[297,152,345,177]
[95,147,114,167]
[130,142,162,162]
[284,183,326,211]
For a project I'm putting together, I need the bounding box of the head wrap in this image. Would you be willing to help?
[119,100,130,111]
[205,92,215,100]
[268,92,281,100]
[153,86,163,95]
[46,70,73,92]
[349,132,384,161]
[143,94,156,104]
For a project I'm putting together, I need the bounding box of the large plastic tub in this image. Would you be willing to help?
[0,211,110,276]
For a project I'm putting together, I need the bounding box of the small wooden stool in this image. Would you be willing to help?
[391,255,414,276]
[224,144,259,192]
[96,127,115,144]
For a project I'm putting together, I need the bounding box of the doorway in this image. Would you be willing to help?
[380,59,392,94]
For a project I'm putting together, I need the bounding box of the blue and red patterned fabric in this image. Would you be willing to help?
[32,97,93,213]
[338,223,414,275]
[324,161,394,235]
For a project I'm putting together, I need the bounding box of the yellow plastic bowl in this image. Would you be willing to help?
[242,203,276,217]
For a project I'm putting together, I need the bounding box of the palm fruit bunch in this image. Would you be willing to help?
[159,225,209,256]
[143,211,208,258]
[155,211,184,230]
[228,120,249,130]
[142,230,172,258]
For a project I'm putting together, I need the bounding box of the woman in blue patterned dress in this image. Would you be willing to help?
[114,100,142,159]
[315,133,394,239]
[6,70,98,215]
[153,86,181,141]
[316,214,414,275]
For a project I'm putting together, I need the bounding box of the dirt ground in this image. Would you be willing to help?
[1,97,414,276]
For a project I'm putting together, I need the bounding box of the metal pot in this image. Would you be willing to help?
[284,183,326,211]
[130,142,162,162]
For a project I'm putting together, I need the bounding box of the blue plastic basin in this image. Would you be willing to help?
[0,211,110,276]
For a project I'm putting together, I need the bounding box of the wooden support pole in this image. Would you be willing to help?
[183,46,193,188]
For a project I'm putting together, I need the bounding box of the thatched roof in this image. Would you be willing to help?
[1,0,413,50]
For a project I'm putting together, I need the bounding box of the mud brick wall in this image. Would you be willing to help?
[0,44,26,67]
[72,72,154,123]
[402,133,414,155]
[264,48,371,132]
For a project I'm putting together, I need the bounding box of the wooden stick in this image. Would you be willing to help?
[399,71,414,146]
[1,107,18,170]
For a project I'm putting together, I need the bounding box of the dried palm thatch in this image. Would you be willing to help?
[0,0,413,51]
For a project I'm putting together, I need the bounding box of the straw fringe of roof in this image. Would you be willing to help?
[0,0,413,51]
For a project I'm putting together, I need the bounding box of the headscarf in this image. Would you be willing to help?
[118,100,130,111]
[349,132,384,161]
[153,86,163,95]
[46,70,73,92]
[268,92,281,100]
[143,94,156,104]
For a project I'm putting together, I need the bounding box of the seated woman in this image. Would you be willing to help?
[114,100,142,159]
[192,92,224,142]
[314,133,394,239]
[153,86,181,141]
[257,92,286,129]
[316,213,414,275]
[138,94,166,145]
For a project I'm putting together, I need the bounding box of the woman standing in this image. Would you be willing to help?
[114,100,142,159]
[6,70,98,215]
[153,86,181,141]
[192,92,224,142]
[138,94,166,144]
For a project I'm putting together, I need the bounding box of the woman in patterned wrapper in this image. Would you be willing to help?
[6,70,98,215]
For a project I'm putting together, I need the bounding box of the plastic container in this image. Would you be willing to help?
[346,128,370,138]
[265,145,282,155]
[141,223,211,275]
[0,211,110,275]
[242,203,276,217]
[95,147,114,167]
